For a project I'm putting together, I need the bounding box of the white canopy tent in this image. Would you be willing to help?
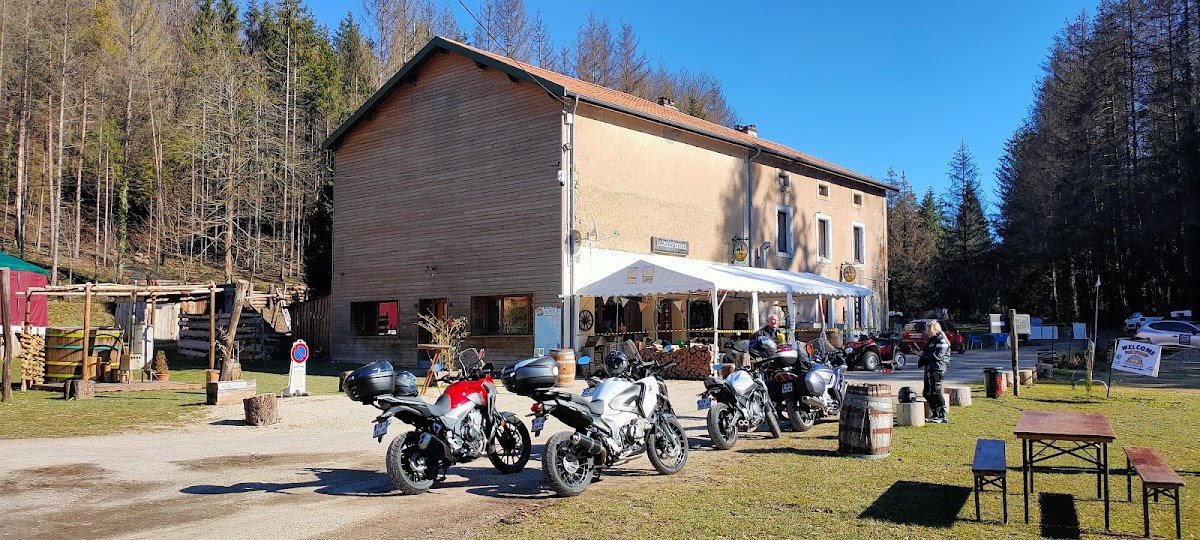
[575,254,873,346]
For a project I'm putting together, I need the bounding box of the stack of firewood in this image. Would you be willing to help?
[640,344,715,380]
[18,331,45,386]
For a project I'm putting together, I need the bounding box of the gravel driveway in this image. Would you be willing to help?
[0,347,1039,539]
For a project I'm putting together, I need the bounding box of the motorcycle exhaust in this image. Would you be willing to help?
[569,433,604,455]
[802,396,826,410]
[417,432,452,461]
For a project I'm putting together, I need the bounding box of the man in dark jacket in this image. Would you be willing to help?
[919,320,951,423]
[754,314,782,342]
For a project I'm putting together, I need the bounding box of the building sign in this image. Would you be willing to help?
[731,237,749,266]
[651,237,689,256]
[1014,314,1031,334]
[841,264,857,283]
[1111,339,1162,377]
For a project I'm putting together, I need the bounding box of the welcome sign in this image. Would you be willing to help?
[1111,339,1162,377]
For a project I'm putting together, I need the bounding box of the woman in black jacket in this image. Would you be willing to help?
[919,320,952,423]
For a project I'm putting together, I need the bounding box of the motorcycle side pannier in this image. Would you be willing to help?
[501,356,558,395]
[344,361,397,403]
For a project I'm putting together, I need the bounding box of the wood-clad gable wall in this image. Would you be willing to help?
[331,52,564,366]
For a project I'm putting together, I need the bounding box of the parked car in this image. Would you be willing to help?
[901,319,966,354]
[1124,312,1164,332]
[1134,320,1200,348]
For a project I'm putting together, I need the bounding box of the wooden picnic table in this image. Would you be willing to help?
[1014,410,1117,531]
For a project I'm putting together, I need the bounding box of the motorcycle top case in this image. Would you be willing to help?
[501,356,558,395]
[344,361,397,403]
[768,348,800,367]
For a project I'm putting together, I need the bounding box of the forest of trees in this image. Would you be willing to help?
[0,0,737,293]
[889,0,1199,324]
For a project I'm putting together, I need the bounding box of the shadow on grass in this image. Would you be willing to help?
[181,467,397,497]
[736,447,839,458]
[858,480,971,528]
[1039,493,1081,539]
[209,419,244,426]
[1026,398,1103,405]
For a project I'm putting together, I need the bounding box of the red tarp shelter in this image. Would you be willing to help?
[0,253,49,327]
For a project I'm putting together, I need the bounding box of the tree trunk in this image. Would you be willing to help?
[243,394,280,426]
[219,279,248,381]
[72,86,88,283]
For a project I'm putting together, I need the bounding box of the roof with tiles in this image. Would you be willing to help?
[324,36,893,192]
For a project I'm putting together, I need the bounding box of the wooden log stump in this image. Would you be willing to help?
[947,386,973,407]
[896,399,926,427]
[243,394,280,426]
[1002,371,1013,388]
[64,379,95,400]
[1018,369,1035,386]
[338,370,355,392]
[1036,362,1054,380]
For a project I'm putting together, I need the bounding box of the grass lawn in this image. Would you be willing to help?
[0,344,361,439]
[481,380,1200,540]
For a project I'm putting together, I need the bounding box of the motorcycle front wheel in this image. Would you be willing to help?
[764,401,782,438]
[647,417,689,475]
[786,398,816,432]
[543,431,594,497]
[706,402,739,450]
[386,432,437,494]
[487,418,531,474]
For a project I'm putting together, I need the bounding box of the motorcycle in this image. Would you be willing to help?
[502,351,689,497]
[698,339,782,449]
[343,349,532,494]
[785,339,848,431]
[844,332,906,371]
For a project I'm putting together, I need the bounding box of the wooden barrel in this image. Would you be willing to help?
[838,384,893,459]
[551,349,576,386]
[44,328,125,381]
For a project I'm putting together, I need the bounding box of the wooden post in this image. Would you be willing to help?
[81,283,92,374]
[22,290,31,328]
[1009,308,1020,397]
[220,280,248,381]
[208,282,216,371]
[1,268,13,402]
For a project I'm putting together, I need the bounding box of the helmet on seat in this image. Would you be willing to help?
[604,351,630,377]
[749,336,778,359]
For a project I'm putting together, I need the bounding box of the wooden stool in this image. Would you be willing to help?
[947,386,973,407]
[973,439,1008,524]
[896,398,925,426]
[1018,369,1035,386]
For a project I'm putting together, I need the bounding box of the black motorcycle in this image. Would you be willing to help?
[699,340,782,449]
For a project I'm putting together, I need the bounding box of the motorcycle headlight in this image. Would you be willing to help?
[845,347,854,354]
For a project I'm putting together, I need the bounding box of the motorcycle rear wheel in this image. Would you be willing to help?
[543,431,594,497]
[487,419,532,474]
[786,398,816,432]
[764,401,782,438]
[647,417,689,475]
[706,402,739,450]
[386,433,437,494]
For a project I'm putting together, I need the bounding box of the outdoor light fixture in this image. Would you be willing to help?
[425,265,438,271]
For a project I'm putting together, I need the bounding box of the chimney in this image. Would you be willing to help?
[735,124,758,137]
[656,97,677,110]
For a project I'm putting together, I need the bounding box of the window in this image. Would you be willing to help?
[852,191,864,206]
[816,214,832,261]
[351,301,399,336]
[472,295,532,335]
[852,222,866,264]
[817,182,831,199]
[775,205,794,257]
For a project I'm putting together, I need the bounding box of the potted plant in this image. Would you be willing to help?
[153,350,170,382]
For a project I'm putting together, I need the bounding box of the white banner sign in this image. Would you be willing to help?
[1111,339,1162,377]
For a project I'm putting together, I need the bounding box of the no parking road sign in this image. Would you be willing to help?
[284,340,309,396]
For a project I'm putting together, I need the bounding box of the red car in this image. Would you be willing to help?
[902,319,967,354]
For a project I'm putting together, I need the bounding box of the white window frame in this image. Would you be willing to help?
[815,213,832,262]
[851,222,866,264]
[817,182,831,200]
[775,205,795,258]
[851,190,864,207]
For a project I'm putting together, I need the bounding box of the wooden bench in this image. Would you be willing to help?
[1124,446,1185,539]
[972,439,1008,523]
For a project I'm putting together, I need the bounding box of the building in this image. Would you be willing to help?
[322,37,894,367]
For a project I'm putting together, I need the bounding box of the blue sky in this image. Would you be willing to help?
[308,0,1097,206]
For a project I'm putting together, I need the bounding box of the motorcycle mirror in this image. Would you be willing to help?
[481,362,495,373]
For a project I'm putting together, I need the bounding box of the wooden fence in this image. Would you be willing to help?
[178,311,270,362]
[287,294,330,361]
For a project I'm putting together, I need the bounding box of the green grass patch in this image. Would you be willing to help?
[47,299,117,327]
[1,343,362,439]
[481,380,1200,540]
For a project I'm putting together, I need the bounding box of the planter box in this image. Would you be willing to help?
[207,379,257,406]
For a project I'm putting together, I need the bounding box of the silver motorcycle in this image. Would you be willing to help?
[699,340,782,449]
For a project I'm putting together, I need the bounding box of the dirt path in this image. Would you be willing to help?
[0,380,719,540]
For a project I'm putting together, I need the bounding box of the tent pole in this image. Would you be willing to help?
[750,291,759,332]
[711,288,719,348]
[786,292,795,344]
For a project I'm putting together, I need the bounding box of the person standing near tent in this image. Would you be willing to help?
[918,320,951,423]
[754,313,783,343]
